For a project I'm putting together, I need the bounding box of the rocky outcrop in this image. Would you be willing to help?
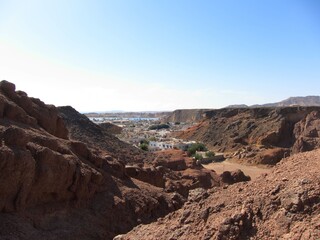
[220,169,251,184]
[120,149,320,240]
[163,109,210,123]
[0,81,184,240]
[99,122,122,135]
[0,80,68,139]
[125,150,222,197]
[176,107,320,164]
[154,150,196,170]
[292,110,320,153]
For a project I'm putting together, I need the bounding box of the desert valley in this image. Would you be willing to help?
[0,80,319,239]
[1,1,319,239]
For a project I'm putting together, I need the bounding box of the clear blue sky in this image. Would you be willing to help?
[0,0,319,111]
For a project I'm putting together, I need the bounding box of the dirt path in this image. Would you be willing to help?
[203,160,272,180]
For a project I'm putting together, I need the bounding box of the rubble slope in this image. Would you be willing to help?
[121,149,320,240]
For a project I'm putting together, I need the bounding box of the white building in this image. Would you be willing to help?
[149,141,174,151]
[148,139,195,152]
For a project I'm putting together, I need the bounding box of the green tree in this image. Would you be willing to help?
[140,143,149,151]
[148,124,170,130]
[193,153,203,160]
[148,136,157,141]
[205,151,215,158]
[187,143,207,156]
[140,139,149,145]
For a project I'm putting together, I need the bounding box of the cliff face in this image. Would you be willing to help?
[176,107,320,164]
[163,109,211,123]
[0,81,184,239]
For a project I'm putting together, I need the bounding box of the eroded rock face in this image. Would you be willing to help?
[176,107,320,165]
[0,80,68,139]
[0,81,184,239]
[125,150,222,197]
[121,149,320,240]
[293,111,320,153]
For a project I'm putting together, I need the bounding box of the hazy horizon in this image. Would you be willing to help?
[1,0,319,112]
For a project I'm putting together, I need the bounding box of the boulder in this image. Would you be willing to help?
[220,169,251,184]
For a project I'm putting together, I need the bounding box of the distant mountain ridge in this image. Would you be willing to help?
[164,96,320,123]
[261,96,320,107]
[226,95,320,108]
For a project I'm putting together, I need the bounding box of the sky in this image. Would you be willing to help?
[0,0,320,112]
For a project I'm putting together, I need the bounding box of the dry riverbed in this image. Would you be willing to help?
[203,160,272,180]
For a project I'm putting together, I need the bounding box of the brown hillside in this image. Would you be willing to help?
[163,109,210,123]
[120,149,320,240]
[99,122,122,135]
[0,80,184,240]
[176,107,320,164]
[0,80,227,240]
[57,107,223,197]
[58,106,153,164]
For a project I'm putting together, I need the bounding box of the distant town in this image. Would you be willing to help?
[86,112,223,163]
[87,112,194,150]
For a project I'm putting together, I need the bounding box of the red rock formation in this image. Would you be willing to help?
[293,111,320,153]
[0,80,68,139]
[0,80,184,239]
[220,169,251,184]
[125,150,222,197]
[120,149,320,240]
[176,107,320,165]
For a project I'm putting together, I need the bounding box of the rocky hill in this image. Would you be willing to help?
[119,149,320,240]
[0,80,228,240]
[58,106,152,164]
[2,80,319,240]
[57,106,223,196]
[163,109,211,123]
[176,107,320,164]
[0,80,188,239]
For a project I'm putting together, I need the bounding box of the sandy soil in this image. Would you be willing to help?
[203,160,272,180]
